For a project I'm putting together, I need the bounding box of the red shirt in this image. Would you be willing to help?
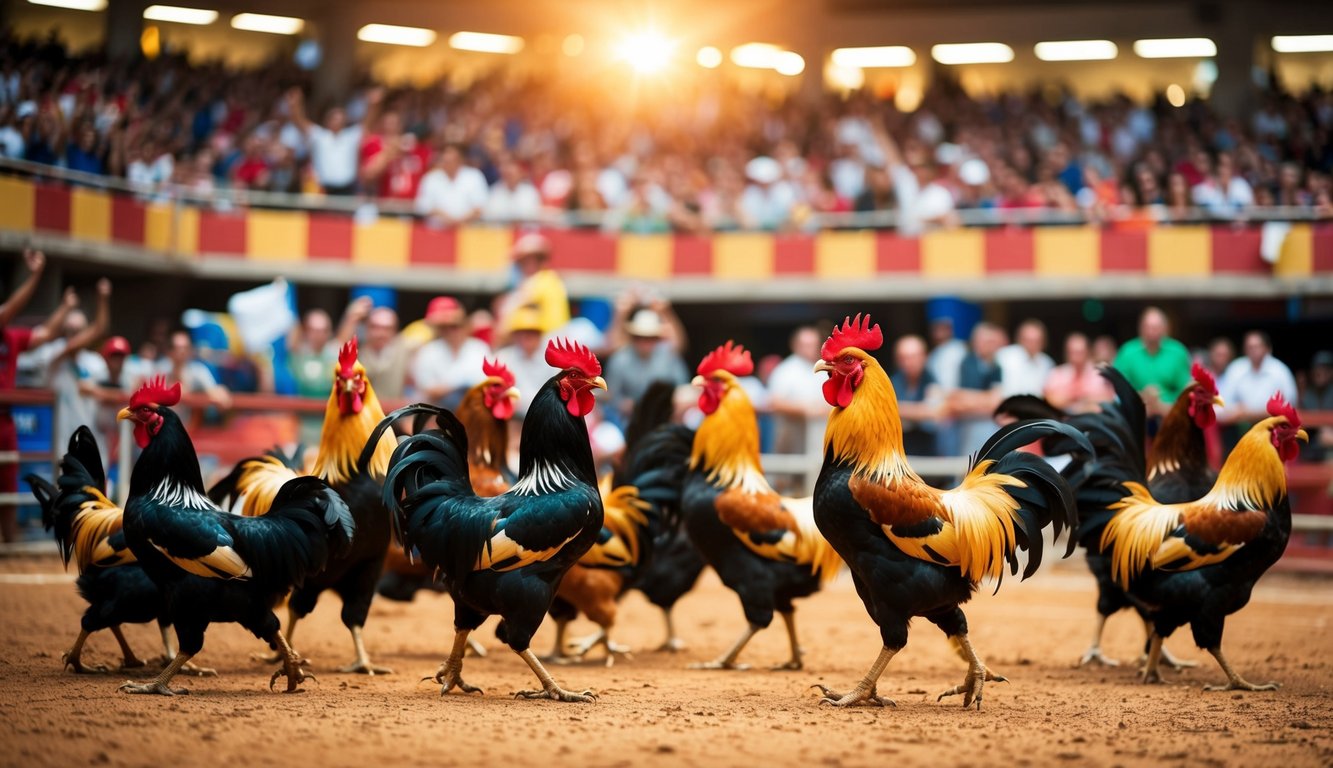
[0,326,33,390]
[233,157,270,189]
[360,134,430,199]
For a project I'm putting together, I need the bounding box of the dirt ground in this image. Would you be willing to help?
[0,554,1329,768]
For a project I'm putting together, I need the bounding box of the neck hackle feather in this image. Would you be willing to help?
[313,355,395,485]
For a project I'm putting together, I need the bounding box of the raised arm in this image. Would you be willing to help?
[0,249,46,327]
[335,296,373,344]
[651,296,688,354]
[286,87,312,134]
[61,279,111,356]
[30,286,78,348]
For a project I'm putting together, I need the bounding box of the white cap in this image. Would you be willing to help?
[626,309,664,338]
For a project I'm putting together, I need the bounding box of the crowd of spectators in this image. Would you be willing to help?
[3,31,1332,236]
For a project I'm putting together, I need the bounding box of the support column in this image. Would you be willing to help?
[105,0,146,62]
[313,5,360,107]
[1205,2,1258,119]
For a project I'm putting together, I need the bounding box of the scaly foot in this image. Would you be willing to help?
[770,659,803,671]
[1140,666,1164,685]
[514,684,597,703]
[568,634,633,667]
[688,660,751,671]
[119,655,147,671]
[1078,648,1120,667]
[339,659,394,675]
[177,661,218,677]
[1204,678,1280,692]
[937,667,1006,710]
[422,663,482,696]
[1159,647,1198,670]
[269,660,315,693]
[812,683,895,707]
[62,652,109,674]
[119,680,189,696]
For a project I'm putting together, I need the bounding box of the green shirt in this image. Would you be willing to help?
[1113,337,1193,402]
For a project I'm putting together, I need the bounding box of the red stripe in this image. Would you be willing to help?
[32,183,70,233]
[547,228,616,271]
[198,209,247,256]
[774,235,815,275]
[409,222,457,266]
[672,235,712,275]
[1313,224,1333,273]
[876,232,920,272]
[306,214,353,261]
[110,196,146,245]
[984,228,1034,273]
[1210,227,1265,274]
[1100,229,1147,272]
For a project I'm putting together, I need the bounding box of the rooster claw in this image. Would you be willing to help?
[423,666,482,695]
[1078,648,1120,667]
[270,667,315,693]
[514,686,597,703]
[63,657,109,674]
[119,680,189,696]
[688,661,750,671]
[812,684,894,708]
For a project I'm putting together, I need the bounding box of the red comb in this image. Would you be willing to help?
[1190,361,1217,395]
[128,376,182,410]
[545,338,601,377]
[482,357,516,388]
[338,338,359,378]
[821,314,884,361]
[1267,392,1300,428]
[697,341,753,377]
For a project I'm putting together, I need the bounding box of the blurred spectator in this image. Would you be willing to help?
[354,304,411,400]
[890,335,942,456]
[495,308,554,421]
[739,156,796,231]
[767,325,830,458]
[127,140,174,191]
[415,142,489,226]
[288,87,379,196]
[361,109,429,200]
[876,125,957,235]
[603,296,689,427]
[484,155,542,223]
[158,329,233,425]
[926,317,968,394]
[1205,336,1236,378]
[997,319,1054,397]
[230,134,270,190]
[1044,332,1114,414]
[951,322,1006,454]
[1091,334,1119,366]
[287,308,341,400]
[410,297,490,408]
[1192,152,1254,216]
[494,233,569,342]
[23,279,112,460]
[1300,351,1333,460]
[1218,331,1297,427]
[1114,306,1192,415]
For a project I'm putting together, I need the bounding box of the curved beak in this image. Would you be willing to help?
[1297,428,1309,442]
[691,375,705,388]
[590,376,607,391]
[1212,395,1225,408]
[116,407,133,422]
[504,386,520,403]
[813,360,833,375]
[343,378,359,394]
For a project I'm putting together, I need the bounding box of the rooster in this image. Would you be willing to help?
[372,339,606,702]
[115,377,353,695]
[377,359,519,604]
[27,426,178,674]
[1091,390,1304,691]
[681,342,841,671]
[210,338,399,674]
[811,315,1088,708]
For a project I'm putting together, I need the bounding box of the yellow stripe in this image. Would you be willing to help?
[1274,223,1313,278]
[1034,226,1100,276]
[616,234,673,280]
[144,202,172,251]
[1147,226,1210,276]
[69,188,111,243]
[246,209,308,262]
[456,225,512,272]
[0,177,35,232]
[351,217,411,267]
[175,206,200,256]
[713,232,774,279]
[921,229,984,277]
[815,230,875,278]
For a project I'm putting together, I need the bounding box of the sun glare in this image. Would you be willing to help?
[615,29,676,75]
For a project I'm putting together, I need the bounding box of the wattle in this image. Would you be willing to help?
[699,388,720,415]
[491,397,515,420]
[823,376,855,408]
[133,422,151,449]
[566,386,596,417]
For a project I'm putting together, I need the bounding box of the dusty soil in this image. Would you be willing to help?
[0,555,1330,768]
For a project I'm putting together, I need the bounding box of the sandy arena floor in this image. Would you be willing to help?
[0,555,1329,768]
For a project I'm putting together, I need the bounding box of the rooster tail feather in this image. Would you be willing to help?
[356,403,445,477]
[67,426,105,491]
[379,406,475,551]
[240,476,354,591]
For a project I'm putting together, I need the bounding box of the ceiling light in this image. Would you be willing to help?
[696,46,723,69]
[1166,83,1186,107]
[730,43,783,69]
[831,46,916,68]
[27,0,106,10]
[448,31,524,55]
[931,43,1014,65]
[1133,38,1216,59]
[231,13,303,35]
[613,30,675,74]
[775,51,805,76]
[1271,35,1333,53]
[143,5,215,24]
[1033,40,1118,62]
[358,24,437,47]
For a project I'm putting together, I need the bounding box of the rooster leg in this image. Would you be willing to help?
[688,624,758,671]
[813,646,898,707]
[514,649,597,703]
[569,626,632,667]
[466,636,488,657]
[542,618,572,662]
[268,631,314,693]
[109,626,146,670]
[119,652,193,695]
[770,611,803,671]
[253,607,301,664]
[937,634,1001,710]
[655,608,686,653]
[1078,615,1120,667]
[423,630,483,695]
[160,625,215,677]
[1144,618,1196,669]
[1202,646,1280,692]
[1140,634,1165,684]
[337,625,394,675]
[62,630,109,674]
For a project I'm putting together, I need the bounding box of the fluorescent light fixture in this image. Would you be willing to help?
[231,13,303,35]
[831,46,916,68]
[1166,83,1186,107]
[730,42,783,69]
[775,51,805,76]
[1133,37,1216,58]
[931,43,1014,65]
[28,0,107,10]
[143,4,215,24]
[358,23,437,47]
[1272,35,1333,53]
[1033,39,1118,61]
[696,46,723,69]
[449,31,524,54]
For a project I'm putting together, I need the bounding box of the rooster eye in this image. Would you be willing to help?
[842,355,855,365]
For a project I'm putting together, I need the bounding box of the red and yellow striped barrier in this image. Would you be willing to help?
[3,176,1331,279]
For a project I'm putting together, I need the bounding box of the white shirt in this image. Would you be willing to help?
[307,124,362,187]
[996,344,1055,397]
[890,163,954,236]
[740,182,797,230]
[25,340,108,456]
[927,338,968,393]
[415,166,489,221]
[128,154,174,188]
[411,337,491,399]
[0,125,23,159]
[483,181,542,223]
[767,354,825,409]
[1218,355,1298,418]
